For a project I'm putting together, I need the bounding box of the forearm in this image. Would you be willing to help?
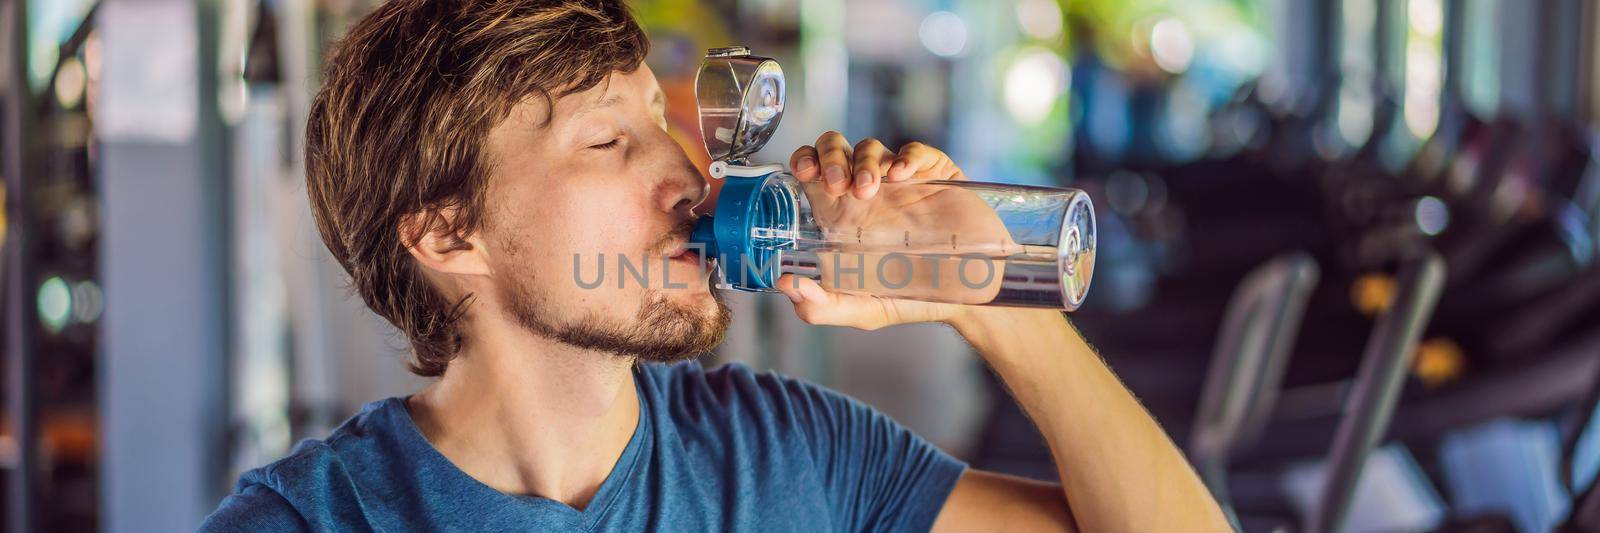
[947,307,1229,532]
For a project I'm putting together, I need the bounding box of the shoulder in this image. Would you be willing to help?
[247,400,392,490]
[205,399,406,528]
[199,481,309,532]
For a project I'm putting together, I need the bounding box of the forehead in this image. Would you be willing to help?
[503,65,664,130]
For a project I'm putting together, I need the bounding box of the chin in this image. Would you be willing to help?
[671,284,717,305]
[631,289,732,363]
[659,266,717,301]
[654,286,722,325]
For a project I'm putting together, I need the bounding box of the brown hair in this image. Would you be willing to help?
[305,0,649,376]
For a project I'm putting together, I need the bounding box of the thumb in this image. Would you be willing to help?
[774,274,897,330]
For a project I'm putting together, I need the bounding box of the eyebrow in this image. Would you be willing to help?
[573,94,625,118]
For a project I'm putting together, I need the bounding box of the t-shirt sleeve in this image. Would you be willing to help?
[773,371,968,532]
[198,482,310,532]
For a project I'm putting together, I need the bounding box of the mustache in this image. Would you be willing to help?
[647,219,697,256]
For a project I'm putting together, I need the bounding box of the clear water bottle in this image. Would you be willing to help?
[689,47,1097,310]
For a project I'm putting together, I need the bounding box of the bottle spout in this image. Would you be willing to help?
[690,216,718,259]
[690,215,736,291]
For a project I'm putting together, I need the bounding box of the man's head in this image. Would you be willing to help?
[307,0,728,377]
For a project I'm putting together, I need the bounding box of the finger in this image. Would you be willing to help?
[815,131,854,195]
[851,138,888,199]
[775,274,894,331]
[789,145,820,181]
[773,273,821,305]
[876,149,898,175]
[886,142,964,182]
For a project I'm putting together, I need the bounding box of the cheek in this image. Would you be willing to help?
[542,186,652,254]
[495,182,655,297]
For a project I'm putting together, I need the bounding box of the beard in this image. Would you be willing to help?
[496,225,731,362]
[506,283,731,363]
[492,217,732,361]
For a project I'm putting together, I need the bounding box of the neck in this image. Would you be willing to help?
[406,316,640,509]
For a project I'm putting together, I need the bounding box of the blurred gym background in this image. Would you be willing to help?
[2,0,1599,531]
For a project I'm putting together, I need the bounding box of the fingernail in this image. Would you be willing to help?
[889,161,907,177]
[785,290,804,304]
[824,166,845,185]
[796,157,816,174]
[855,170,873,189]
[855,171,876,189]
[799,279,830,302]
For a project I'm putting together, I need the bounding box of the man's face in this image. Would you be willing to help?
[476,65,729,361]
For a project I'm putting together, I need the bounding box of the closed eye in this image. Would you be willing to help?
[590,137,622,151]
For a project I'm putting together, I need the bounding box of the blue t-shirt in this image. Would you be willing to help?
[200,361,967,531]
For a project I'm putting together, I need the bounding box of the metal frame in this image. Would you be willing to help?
[1308,252,1447,533]
[1190,251,1320,514]
[2,0,36,530]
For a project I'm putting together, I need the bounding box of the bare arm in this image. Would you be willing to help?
[931,307,1230,532]
[931,470,1078,532]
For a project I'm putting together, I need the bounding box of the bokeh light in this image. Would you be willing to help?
[1014,0,1063,42]
[1149,17,1194,74]
[1003,47,1069,126]
[919,11,968,58]
[55,56,87,109]
[1416,196,1451,236]
[39,276,72,333]
[1405,0,1444,139]
[72,280,104,324]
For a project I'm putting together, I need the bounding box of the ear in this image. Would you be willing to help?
[400,208,493,278]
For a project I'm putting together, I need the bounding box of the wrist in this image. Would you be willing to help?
[945,307,1070,352]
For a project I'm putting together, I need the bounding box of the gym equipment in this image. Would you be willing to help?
[1190,251,1321,515]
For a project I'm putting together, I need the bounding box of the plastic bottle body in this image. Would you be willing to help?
[692,170,1096,310]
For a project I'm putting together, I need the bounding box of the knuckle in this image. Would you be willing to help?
[854,138,884,152]
[854,152,881,167]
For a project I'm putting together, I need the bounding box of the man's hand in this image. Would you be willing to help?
[787,131,964,198]
[774,131,981,330]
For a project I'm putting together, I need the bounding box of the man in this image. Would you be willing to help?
[201,0,1229,531]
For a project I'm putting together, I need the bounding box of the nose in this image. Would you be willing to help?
[652,136,709,216]
[660,171,708,215]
